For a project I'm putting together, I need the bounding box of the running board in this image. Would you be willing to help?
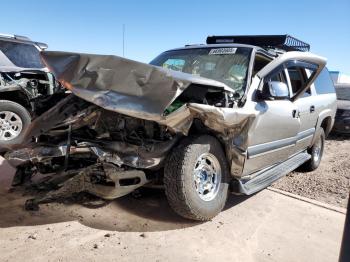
[236,152,311,195]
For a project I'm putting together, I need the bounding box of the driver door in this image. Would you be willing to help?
[242,67,300,175]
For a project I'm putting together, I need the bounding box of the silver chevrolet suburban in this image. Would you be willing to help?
[6,35,336,221]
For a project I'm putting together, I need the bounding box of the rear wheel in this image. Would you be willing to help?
[164,135,229,221]
[0,100,31,146]
[302,128,325,171]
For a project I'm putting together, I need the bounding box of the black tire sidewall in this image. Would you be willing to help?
[182,137,229,217]
[164,135,230,220]
[0,100,31,145]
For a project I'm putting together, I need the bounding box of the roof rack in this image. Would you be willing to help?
[206,35,310,52]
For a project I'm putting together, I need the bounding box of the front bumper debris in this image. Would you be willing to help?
[23,163,148,210]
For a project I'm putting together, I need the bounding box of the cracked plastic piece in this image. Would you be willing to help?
[24,163,148,210]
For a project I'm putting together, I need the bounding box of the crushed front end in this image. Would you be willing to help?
[5,50,256,209]
[6,94,181,207]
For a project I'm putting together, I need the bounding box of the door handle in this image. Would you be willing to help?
[292,109,300,118]
[310,105,315,113]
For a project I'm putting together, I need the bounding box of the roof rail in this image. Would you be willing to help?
[0,33,15,38]
[206,35,310,52]
[0,33,32,41]
[0,33,47,49]
[14,34,31,41]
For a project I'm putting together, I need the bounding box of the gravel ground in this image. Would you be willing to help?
[272,133,350,208]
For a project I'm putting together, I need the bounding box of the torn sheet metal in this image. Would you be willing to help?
[5,135,180,170]
[4,145,91,167]
[184,103,257,176]
[40,51,232,120]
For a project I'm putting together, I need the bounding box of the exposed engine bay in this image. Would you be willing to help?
[6,83,230,209]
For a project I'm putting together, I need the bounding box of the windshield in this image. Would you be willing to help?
[336,86,350,101]
[150,47,252,97]
[0,40,44,68]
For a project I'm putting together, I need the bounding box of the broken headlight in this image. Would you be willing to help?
[164,100,184,116]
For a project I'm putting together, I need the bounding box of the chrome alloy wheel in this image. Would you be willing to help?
[193,153,222,201]
[312,136,323,163]
[0,111,23,141]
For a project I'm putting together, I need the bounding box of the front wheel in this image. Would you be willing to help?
[0,100,31,146]
[164,135,229,221]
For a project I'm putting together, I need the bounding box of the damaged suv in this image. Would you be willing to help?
[0,34,63,146]
[5,35,336,221]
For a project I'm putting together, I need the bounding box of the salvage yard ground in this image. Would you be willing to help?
[0,182,345,262]
[272,133,350,208]
[0,134,348,261]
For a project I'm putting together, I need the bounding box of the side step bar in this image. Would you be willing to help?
[236,152,311,195]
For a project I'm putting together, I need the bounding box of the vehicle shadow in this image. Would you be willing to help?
[0,156,251,232]
[224,194,252,211]
[0,185,194,232]
[0,174,250,233]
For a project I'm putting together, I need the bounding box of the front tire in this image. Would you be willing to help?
[0,100,31,146]
[164,135,229,221]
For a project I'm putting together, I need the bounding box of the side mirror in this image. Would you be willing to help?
[268,81,289,99]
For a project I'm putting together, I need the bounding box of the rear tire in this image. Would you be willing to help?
[301,128,325,171]
[164,135,229,221]
[0,100,31,146]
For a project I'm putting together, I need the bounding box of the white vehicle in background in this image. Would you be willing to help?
[333,84,350,133]
[0,34,64,147]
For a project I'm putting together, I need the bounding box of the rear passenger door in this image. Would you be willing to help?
[285,61,319,153]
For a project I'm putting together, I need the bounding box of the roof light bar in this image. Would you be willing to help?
[206,35,310,52]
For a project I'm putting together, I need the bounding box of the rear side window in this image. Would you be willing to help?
[314,68,335,95]
[0,40,44,68]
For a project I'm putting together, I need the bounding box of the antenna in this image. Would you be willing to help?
[122,24,125,57]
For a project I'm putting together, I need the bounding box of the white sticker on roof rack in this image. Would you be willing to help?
[209,48,237,55]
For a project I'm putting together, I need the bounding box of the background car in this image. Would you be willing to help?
[0,34,64,147]
[333,84,350,134]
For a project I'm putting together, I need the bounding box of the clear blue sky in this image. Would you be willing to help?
[1,0,349,74]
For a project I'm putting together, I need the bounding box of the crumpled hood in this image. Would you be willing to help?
[40,51,232,119]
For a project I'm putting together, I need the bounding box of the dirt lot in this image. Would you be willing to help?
[272,134,350,208]
[0,134,348,261]
[0,180,345,262]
